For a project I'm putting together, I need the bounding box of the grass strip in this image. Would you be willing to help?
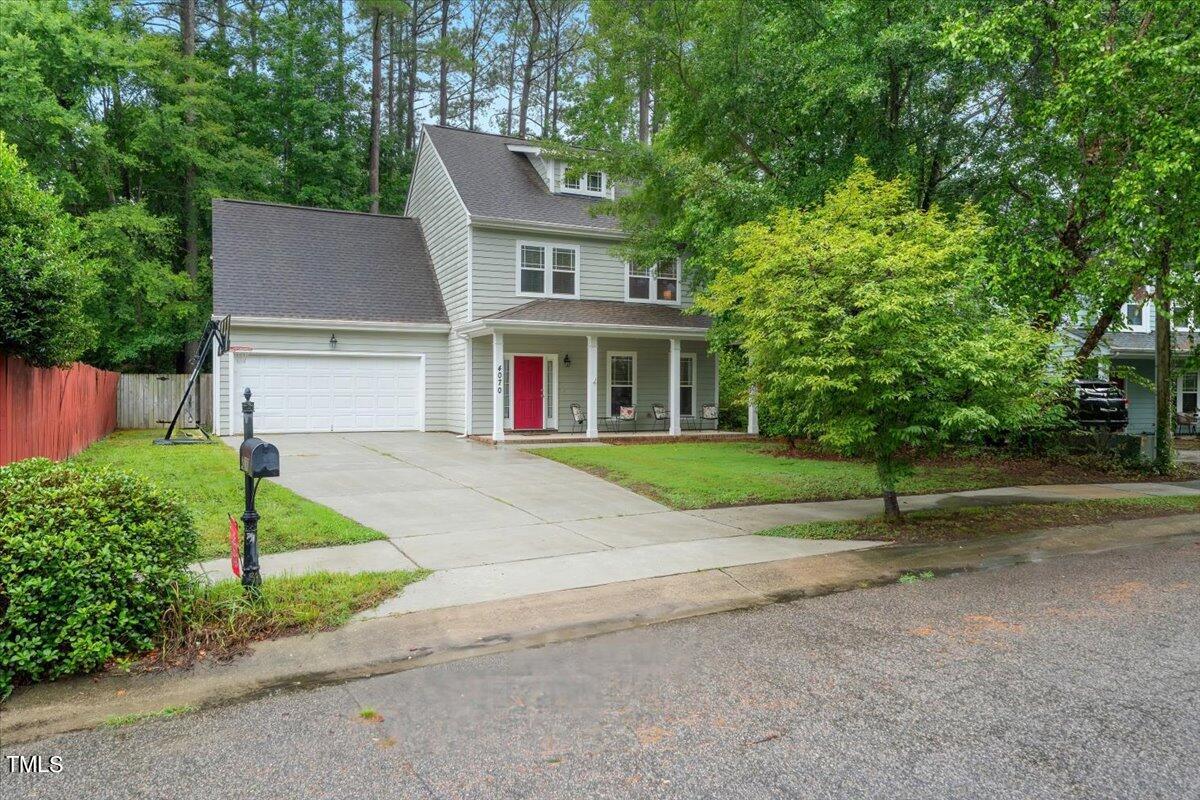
[72,430,386,559]
[150,569,429,668]
[758,495,1200,544]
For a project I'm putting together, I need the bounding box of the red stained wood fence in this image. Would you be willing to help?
[0,353,119,466]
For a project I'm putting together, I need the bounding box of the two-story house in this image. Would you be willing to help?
[1071,298,1199,436]
[210,124,724,441]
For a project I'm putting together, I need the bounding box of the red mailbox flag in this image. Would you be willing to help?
[229,515,242,578]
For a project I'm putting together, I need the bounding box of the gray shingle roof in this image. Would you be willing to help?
[484,299,710,329]
[1073,329,1199,354]
[421,125,620,231]
[212,199,447,324]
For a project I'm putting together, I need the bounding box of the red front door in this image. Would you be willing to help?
[513,356,544,430]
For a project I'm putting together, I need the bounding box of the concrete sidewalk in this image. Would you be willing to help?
[194,478,1200,615]
[12,514,1199,745]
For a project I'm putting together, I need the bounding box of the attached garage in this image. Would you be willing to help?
[210,199,451,435]
[235,352,424,433]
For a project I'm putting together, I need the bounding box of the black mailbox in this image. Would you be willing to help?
[239,438,280,478]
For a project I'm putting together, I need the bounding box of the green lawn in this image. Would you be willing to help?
[535,441,1003,509]
[759,495,1200,544]
[72,430,386,559]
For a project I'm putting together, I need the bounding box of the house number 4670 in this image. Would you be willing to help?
[496,365,503,394]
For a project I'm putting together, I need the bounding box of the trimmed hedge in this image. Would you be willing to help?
[0,458,198,697]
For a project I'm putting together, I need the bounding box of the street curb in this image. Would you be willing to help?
[4,514,1198,745]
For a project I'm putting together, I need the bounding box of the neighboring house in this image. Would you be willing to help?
[211,125,725,440]
[1071,298,1200,435]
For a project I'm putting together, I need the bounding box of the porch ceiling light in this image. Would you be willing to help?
[329,333,338,349]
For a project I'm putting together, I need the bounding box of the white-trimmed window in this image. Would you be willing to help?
[1123,301,1149,332]
[517,242,579,299]
[627,258,681,304]
[607,352,636,416]
[1180,373,1199,414]
[561,166,608,197]
[679,354,696,416]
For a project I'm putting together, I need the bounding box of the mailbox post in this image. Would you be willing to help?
[238,388,280,592]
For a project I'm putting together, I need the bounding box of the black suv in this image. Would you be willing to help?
[1072,380,1129,431]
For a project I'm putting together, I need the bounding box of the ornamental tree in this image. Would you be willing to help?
[697,163,1056,520]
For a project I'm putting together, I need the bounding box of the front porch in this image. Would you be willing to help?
[472,429,757,446]
[462,321,759,443]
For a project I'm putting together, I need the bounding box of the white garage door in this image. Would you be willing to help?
[236,353,423,433]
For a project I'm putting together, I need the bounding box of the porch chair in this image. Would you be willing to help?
[687,403,718,432]
[1176,411,1198,437]
[607,404,637,433]
[568,402,587,433]
[651,403,670,432]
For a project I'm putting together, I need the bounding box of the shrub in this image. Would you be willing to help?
[0,458,198,697]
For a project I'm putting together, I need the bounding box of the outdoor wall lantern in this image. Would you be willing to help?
[563,354,571,367]
[329,332,338,349]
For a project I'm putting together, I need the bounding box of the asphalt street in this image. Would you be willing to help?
[4,537,1198,800]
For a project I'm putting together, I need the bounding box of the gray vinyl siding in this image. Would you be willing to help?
[470,334,715,433]
[470,226,694,320]
[1114,357,1156,434]
[407,136,471,326]
[216,325,450,434]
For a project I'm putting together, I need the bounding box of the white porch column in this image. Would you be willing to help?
[668,337,682,436]
[211,340,221,435]
[747,383,760,435]
[713,354,720,430]
[463,336,473,436]
[586,335,599,439]
[492,332,505,442]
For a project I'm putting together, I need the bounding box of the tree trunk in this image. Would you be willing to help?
[517,0,540,137]
[215,0,228,44]
[1154,253,1174,473]
[247,0,259,76]
[369,9,383,214]
[1074,296,1126,365]
[438,0,450,125]
[638,62,651,144]
[882,489,901,522]
[406,4,418,150]
[180,0,199,367]
[387,16,396,140]
[877,457,902,522]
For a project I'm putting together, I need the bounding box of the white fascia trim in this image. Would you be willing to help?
[225,315,450,333]
[505,143,542,155]
[470,216,627,241]
[461,318,709,340]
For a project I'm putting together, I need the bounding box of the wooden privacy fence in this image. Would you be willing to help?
[0,353,119,466]
[117,373,212,430]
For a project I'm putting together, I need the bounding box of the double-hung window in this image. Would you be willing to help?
[627,258,680,304]
[679,354,695,416]
[1124,302,1145,328]
[1182,373,1199,414]
[518,242,578,298]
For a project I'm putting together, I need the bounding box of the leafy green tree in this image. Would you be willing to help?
[567,0,1004,283]
[80,203,197,372]
[0,134,95,367]
[697,164,1054,520]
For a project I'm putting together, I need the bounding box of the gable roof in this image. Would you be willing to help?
[419,125,620,233]
[212,199,447,325]
[483,299,710,329]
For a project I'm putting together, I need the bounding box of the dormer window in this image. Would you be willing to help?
[627,258,680,304]
[561,166,608,197]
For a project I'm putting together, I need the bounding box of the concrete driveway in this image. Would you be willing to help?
[239,432,877,612]
[269,432,667,564]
